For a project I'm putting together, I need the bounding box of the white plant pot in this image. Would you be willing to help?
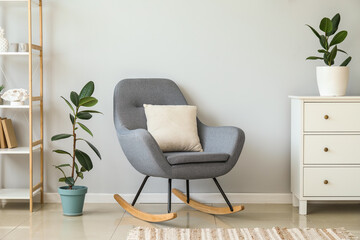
[316,66,349,96]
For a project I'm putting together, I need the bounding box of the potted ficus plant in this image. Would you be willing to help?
[51,81,102,216]
[306,13,352,96]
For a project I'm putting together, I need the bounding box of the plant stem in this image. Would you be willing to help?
[71,108,78,189]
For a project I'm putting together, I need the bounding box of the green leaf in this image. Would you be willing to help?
[328,45,337,66]
[78,122,93,136]
[306,24,321,40]
[65,177,75,186]
[338,49,348,54]
[70,114,75,125]
[306,56,324,60]
[77,171,84,179]
[329,13,340,36]
[54,165,75,187]
[55,163,71,168]
[323,52,334,66]
[61,96,75,114]
[53,150,72,157]
[340,56,352,66]
[70,91,79,107]
[77,172,84,179]
[77,112,92,120]
[74,162,79,173]
[79,110,103,114]
[80,167,87,172]
[74,163,84,180]
[83,140,101,159]
[79,81,95,99]
[59,177,66,182]
[319,35,328,50]
[79,97,98,107]
[51,134,72,141]
[318,49,327,54]
[329,31,347,47]
[319,17,333,35]
[75,149,93,171]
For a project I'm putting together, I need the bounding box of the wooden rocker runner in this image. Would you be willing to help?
[172,185,244,215]
[172,189,244,215]
[114,194,177,222]
[113,79,246,222]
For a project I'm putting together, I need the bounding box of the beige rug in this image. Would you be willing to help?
[127,227,358,240]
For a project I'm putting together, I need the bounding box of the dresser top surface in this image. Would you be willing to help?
[289,96,360,101]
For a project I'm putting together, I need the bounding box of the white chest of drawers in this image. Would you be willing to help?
[290,96,360,215]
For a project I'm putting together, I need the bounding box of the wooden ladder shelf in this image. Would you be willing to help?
[0,0,44,212]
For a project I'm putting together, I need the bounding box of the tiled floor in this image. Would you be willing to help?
[0,202,360,239]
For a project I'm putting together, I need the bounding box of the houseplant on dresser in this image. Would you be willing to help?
[306,13,352,96]
[51,81,102,216]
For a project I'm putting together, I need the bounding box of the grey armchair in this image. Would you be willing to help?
[113,78,245,222]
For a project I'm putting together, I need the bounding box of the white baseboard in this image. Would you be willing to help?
[44,192,292,204]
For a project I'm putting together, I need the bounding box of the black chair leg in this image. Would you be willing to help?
[168,179,172,213]
[131,176,149,206]
[213,178,234,212]
[186,180,190,203]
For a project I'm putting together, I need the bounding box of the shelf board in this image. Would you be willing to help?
[0,0,38,3]
[0,188,40,200]
[0,104,29,109]
[0,52,29,56]
[0,146,40,154]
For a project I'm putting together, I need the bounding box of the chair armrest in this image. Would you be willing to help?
[116,127,171,178]
[197,120,245,161]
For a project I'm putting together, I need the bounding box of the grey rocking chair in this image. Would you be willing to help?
[113,78,245,222]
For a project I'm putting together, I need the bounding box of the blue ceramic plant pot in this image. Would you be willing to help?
[58,186,88,216]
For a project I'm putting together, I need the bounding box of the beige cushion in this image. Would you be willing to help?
[143,104,203,152]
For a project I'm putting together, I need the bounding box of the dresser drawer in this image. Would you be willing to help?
[304,168,360,196]
[304,103,360,131]
[304,135,360,164]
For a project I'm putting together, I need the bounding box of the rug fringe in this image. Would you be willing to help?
[126,227,359,240]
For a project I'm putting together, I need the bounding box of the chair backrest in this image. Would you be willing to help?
[114,78,188,130]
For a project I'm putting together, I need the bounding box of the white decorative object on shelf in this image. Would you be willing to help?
[0,27,9,52]
[9,43,18,52]
[0,85,4,105]
[1,88,29,105]
[18,43,29,52]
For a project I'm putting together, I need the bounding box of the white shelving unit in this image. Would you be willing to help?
[0,0,44,212]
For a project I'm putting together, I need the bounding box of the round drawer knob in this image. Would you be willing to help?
[324,115,329,120]
[324,180,329,184]
[324,147,329,152]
